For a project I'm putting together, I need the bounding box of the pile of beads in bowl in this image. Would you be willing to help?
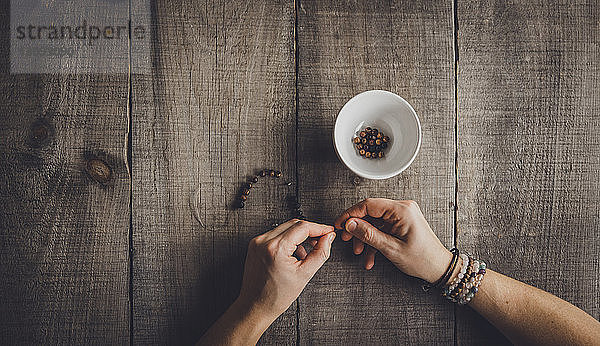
[352,126,389,159]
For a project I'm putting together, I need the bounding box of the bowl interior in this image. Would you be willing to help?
[334,90,421,179]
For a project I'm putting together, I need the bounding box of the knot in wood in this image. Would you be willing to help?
[86,158,112,184]
[29,119,52,148]
[31,124,48,142]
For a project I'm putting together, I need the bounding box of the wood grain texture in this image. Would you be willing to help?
[0,1,130,344]
[131,1,296,344]
[296,0,456,344]
[457,0,600,344]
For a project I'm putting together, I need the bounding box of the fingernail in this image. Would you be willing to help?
[329,232,336,243]
[346,220,357,232]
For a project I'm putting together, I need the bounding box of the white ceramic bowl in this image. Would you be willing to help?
[333,90,422,180]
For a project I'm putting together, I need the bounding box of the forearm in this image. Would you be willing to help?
[469,269,600,345]
[197,299,276,346]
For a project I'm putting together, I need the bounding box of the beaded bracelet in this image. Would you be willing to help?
[442,253,487,305]
[445,253,469,292]
[446,255,474,303]
[443,254,470,302]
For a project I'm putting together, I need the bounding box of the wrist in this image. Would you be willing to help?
[423,248,454,283]
[232,297,279,331]
[198,297,277,345]
[443,256,463,287]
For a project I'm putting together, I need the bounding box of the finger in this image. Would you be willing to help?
[300,232,336,276]
[278,220,335,247]
[341,230,353,241]
[353,237,364,255]
[261,219,302,241]
[364,246,377,270]
[308,239,318,247]
[334,198,398,229]
[364,216,385,229]
[345,217,398,256]
[294,245,308,260]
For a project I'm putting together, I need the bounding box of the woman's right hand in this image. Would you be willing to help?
[335,198,600,345]
[334,198,452,283]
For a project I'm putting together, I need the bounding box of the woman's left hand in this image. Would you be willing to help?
[237,219,336,320]
[198,219,336,345]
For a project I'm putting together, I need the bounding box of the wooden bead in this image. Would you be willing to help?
[252,176,258,183]
[275,171,282,178]
[359,149,366,156]
[240,195,247,201]
[375,139,382,145]
[242,188,250,195]
[382,136,390,143]
[365,152,371,158]
[353,137,361,144]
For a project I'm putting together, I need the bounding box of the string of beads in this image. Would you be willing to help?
[235,169,304,218]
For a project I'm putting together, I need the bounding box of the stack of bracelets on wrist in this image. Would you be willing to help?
[442,252,487,305]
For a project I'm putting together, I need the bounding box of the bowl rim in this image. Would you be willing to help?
[333,89,422,180]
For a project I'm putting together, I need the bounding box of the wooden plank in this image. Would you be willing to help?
[457,0,600,344]
[0,2,130,344]
[130,1,296,344]
[296,0,456,344]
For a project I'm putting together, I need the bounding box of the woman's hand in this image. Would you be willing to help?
[198,219,335,345]
[238,219,336,319]
[334,198,451,283]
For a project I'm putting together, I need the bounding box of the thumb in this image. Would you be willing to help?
[300,232,336,276]
[345,218,396,256]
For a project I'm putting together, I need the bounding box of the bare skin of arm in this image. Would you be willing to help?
[195,298,276,346]
[335,198,600,345]
[469,269,600,345]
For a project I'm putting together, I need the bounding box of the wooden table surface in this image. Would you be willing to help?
[1,0,599,344]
